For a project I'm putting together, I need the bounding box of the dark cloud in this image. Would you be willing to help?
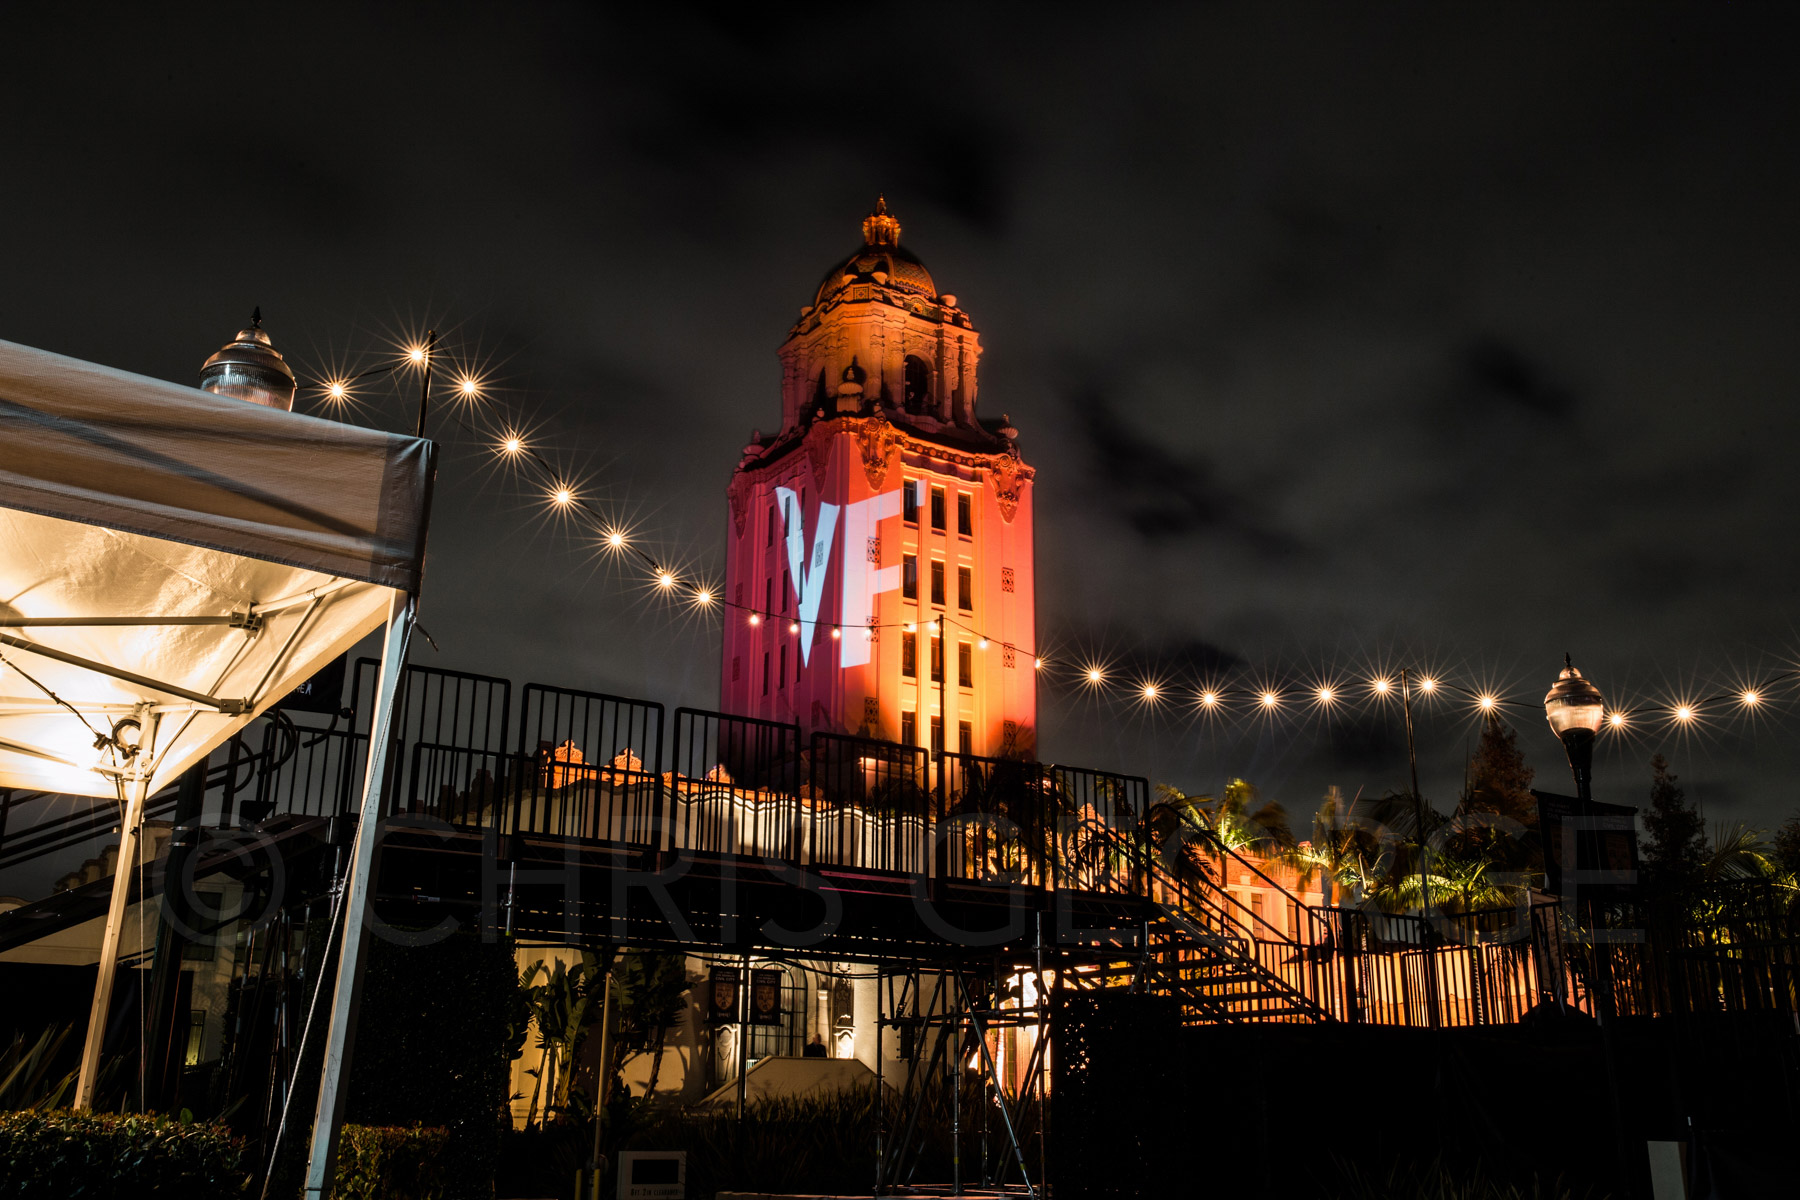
[1459,338,1577,419]
[1072,385,1304,554]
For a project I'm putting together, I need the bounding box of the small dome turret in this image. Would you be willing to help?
[200,308,297,411]
[815,196,936,306]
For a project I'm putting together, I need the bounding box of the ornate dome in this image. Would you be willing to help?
[814,196,937,305]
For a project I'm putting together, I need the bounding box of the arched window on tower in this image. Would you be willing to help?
[903,356,932,414]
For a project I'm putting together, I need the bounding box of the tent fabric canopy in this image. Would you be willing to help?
[0,337,430,592]
[0,337,433,800]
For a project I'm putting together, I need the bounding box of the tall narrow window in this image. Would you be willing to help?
[902,480,918,525]
[957,493,972,537]
[768,505,776,545]
[762,652,769,696]
[902,632,917,678]
[782,570,790,613]
[779,644,787,690]
[957,566,972,611]
[904,356,932,413]
[929,716,943,755]
[930,636,943,683]
[902,554,917,600]
[930,560,945,606]
[958,642,972,688]
[764,578,772,615]
[901,710,917,746]
[930,486,946,531]
[958,720,972,756]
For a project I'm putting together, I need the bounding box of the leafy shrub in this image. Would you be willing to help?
[334,1123,449,1200]
[0,1109,249,1198]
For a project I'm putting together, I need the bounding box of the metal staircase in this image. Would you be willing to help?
[1082,823,1336,1024]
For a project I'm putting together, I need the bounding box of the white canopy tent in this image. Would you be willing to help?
[0,336,432,1179]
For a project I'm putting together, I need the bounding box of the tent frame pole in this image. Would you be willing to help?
[302,591,412,1197]
[74,703,158,1110]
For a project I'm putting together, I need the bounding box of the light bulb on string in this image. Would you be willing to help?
[1476,694,1499,713]
[1260,690,1280,710]
[656,571,676,590]
[1371,677,1393,696]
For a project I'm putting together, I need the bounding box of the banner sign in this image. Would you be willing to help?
[705,966,739,1025]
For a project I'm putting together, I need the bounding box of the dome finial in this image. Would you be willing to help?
[862,195,901,247]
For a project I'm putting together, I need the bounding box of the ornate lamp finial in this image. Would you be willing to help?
[862,195,901,247]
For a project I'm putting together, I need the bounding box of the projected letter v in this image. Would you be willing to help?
[777,486,838,666]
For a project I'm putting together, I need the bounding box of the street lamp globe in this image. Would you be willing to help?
[1544,654,1605,801]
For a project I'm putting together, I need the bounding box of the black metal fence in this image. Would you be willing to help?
[806,732,932,872]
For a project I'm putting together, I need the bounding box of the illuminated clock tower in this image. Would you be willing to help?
[722,198,1036,759]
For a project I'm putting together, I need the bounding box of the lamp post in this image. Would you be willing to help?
[1543,654,1606,803]
[1542,654,1637,1197]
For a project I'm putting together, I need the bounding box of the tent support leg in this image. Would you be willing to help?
[75,705,159,1110]
[301,592,412,1198]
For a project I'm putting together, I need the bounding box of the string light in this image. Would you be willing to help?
[748,613,760,626]
[831,628,841,639]
[1198,690,1220,708]
[406,345,428,365]
[1418,677,1437,693]
[1742,690,1760,707]
[1086,667,1104,685]
[978,638,989,649]
[1141,683,1159,701]
[692,589,712,606]
[605,530,626,549]
[1674,705,1695,722]
[789,621,800,634]
[1477,694,1499,712]
[1315,686,1335,704]
[657,571,676,590]
[458,376,481,398]
[551,486,574,506]
[325,380,349,401]
[1607,711,1628,729]
[1372,678,1392,696]
[1260,690,1279,709]
[500,435,524,455]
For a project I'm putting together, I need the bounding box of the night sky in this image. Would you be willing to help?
[6,3,1800,887]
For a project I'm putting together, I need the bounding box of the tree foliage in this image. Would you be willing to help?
[1641,754,1706,890]
[1460,716,1537,828]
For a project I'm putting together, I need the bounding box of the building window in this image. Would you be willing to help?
[958,720,972,756]
[768,505,775,545]
[958,642,972,688]
[957,566,972,611]
[779,644,787,690]
[863,696,879,729]
[902,554,917,600]
[930,560,945,606]
[902,632,917,678]
[903,479,918,524]
[930,486,946,531]
[930,715,943,754]
[1287,897,1302,940]
[957,493,972,537]
[930,636,943,683]
[866,536,880,564]
[901,710,916,746]
[762,652,770,696]
[782,570,790,613]
[764,578,773,615]
[904,355,932,413]
[1001,566,1015,594]
[1002,719,1018,752]
[1002,645,1016,669]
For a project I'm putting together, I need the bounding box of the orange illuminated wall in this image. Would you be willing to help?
[721,200,1036,758]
